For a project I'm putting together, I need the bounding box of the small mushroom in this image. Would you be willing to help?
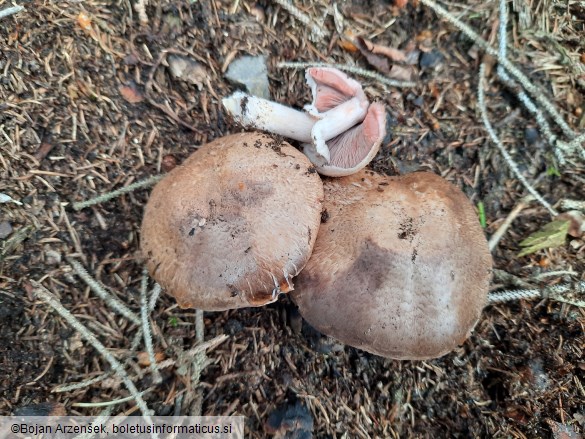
[222,67,386,177]
[141,132,324,311]
[291,170,492,359]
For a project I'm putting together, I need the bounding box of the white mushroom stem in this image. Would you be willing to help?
[223,91,371,166]
[309,96,369,165]
[222,91,315,143]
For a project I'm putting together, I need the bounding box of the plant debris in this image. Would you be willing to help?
[0,0,583,437]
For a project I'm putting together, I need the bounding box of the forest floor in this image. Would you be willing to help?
[0,0,584,437]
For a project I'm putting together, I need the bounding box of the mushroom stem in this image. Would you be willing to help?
[311,97,368,138]
[309,96,369,165]
[222,91,316,143]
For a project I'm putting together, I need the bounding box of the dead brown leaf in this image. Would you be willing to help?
[358,37,407,62]
[355,37,391,73]
[119,84,144,104]
[34,142,55,162]
[137,351,166,367]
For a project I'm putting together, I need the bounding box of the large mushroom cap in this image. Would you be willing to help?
[141,132,324,311]
[292,170,492,359]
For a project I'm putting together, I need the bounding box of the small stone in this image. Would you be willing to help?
[524,127,539,145]
[265,401,313,438]
[419,49,444,69]
[162,154,178,172]
[45,250,62,265]
[168,55,207,90]
[225,55,270,99]
[0,193,22,205]
[224,318,243,335]
[13,402,66,417]
[413,96,424,108]
[0,221,12,239]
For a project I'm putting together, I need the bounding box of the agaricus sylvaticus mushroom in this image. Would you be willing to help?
[141,132,324,311]
[292,170,492,360]
[222,67,386,177]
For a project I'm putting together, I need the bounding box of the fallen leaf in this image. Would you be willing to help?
[119,84,144,104]
[556,211,585,238]
[338,38,359,53]
[354,37,391,73]
[358,37,407,62]
[168,55,207,90]
[387,64,415,81]
[518,219,570,257]
[137,351,166,367]
[77,12,92,31]
[354,37,417,81]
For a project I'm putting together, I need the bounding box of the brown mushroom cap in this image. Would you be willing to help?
[141,132,324,311]
[292,170,492,359]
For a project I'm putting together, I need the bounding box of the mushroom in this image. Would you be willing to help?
[141,132,324,311]
[222,67,386,177]
[291,170,492,359]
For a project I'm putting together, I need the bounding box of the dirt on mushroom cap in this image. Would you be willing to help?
[141,132,324,311]
[292,170,492,360]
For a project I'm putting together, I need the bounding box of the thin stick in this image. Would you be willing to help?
[32,282,157,435]
[67,257,141,325]
[494,0,578,165]
[72,174,163,211]
[141,270,162,384]
[74,407,114,439]
[488,196,533,251]
[72,388,153,407]
[488,281,585,307]
[184,334,229,358]
[189,309,206,416]
[559,199,585,212]
[0,5,24,20]
[278,61,417,88]
[154,334,229,370]
[419,0,576,140]
[478,63,557,216]
[556,133,585,162]
[272,0,328,42]
[53,373,111,393]
[148,283,162,311]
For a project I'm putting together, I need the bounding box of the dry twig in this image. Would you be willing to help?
[420,0,577,141]
[478,64,557,216]
[278,61,416,88]
[67,257,141,325]
[31,281,157,434]
[140,270,162,384]
[488,281,585,307]
[488,196,534,251]
[0,5,24,20]
[271,0,328,42]
[72,175,163,211]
